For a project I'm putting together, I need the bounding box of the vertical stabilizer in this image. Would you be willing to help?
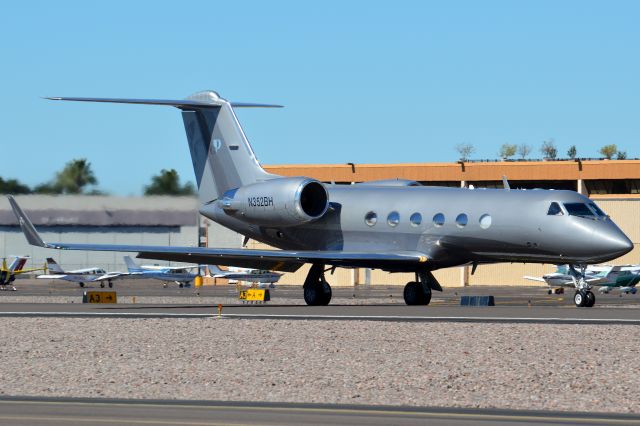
[123,256,143,272]
[45,258,65,274]
[181,91,278,203]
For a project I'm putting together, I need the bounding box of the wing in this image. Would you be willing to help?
[523,276,547,283]
[37,274,68,279]
[8,196,429,272]
[93,272,127,281]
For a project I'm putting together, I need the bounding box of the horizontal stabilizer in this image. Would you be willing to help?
[45,97,283,109]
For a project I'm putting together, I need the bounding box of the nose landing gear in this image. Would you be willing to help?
[570,265,596,308]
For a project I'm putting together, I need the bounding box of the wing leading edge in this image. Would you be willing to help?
[7,196,429,272]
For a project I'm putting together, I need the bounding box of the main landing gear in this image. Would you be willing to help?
[570,265,596,308]
[303,264,332,306]
[403,271,441,306]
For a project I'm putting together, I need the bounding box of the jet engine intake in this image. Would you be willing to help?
[220,177,329,227]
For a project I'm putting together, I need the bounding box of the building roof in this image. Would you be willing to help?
[264,159,640,182]
[0,195,198,227]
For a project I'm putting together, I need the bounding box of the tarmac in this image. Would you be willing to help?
[1,397,639,426]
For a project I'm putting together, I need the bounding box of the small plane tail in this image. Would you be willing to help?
[123,256,143,272]
[46,91,283,204]
[7,256,28,272]
[206,265,224,276]
[45,258,65,274]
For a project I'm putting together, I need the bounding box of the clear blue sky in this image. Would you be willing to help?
[2,1,639,195]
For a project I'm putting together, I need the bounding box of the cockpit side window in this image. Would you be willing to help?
[588,202,607,218]
[547,202,563,216]
[564,202,596,218]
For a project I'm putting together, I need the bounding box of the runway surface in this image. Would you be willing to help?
[0,303,638,324]
[1,397,639,426]
[1,280,639,323]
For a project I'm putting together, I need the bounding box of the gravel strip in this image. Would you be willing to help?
[0,318,638,413]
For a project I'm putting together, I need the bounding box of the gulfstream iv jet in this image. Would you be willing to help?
[7,91,634,307]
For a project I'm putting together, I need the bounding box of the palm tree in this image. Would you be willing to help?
[54,159,98,194]
[144,169,195,195]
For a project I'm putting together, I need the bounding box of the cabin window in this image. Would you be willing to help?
[364,211,377,226]
[387,211,400,227]
[410,212,422,226]
[456,213,468,228]
[564,203,596,218]
[479,214,492,229]
[433,213,445,227]
[547,202,563,216]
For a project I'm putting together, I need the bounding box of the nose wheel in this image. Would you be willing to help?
[574,290,595,307]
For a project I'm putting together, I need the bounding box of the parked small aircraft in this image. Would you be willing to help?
[208,265,281,288]
[525,265,640,296]
[123,256,200,288]
[0,256,44,291]
[7,90,634,307]
[37,258,124,288]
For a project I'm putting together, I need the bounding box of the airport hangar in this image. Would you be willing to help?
[1,159,638,288]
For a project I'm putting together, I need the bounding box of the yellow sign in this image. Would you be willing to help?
[239,289,270,302]
[83,291,117,304]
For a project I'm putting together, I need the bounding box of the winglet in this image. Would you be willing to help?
[6,195,48,248]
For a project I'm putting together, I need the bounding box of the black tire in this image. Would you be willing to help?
[304,285,320,306]
[585,291,595,307]
[403,282,422,305]
[319,280,332,306]
[179,283,184,288]
[79,282,85,288]
[100,283,105,288]
[108,281,113,288]
[574,290,586,307]
[422,285,432,306]
[303,280,332,306]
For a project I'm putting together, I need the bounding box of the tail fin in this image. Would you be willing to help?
[180,91,279,203]
[207,265,224,276]
[45,258,65,274]
[123,256,143,272]
[10,257,28,272]
[46,91,282,204]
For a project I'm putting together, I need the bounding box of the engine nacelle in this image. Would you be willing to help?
[219,177,329,227]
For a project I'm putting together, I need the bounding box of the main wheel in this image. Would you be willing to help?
[403,282,422,305]
[584,291,595,307]
[100,282,105,288]
[574,290,586,307]
[303,280,332,306]
[79,282,85,288]
[108,281,113,288]
[422,285,432,306]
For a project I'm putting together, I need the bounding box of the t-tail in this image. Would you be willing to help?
[123,256,143,273]
[46,91,282,204]
[45,258,65,274]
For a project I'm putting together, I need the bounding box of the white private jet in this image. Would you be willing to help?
[37,258,125,288]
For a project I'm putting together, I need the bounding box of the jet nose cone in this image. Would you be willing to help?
[597,229,634,258]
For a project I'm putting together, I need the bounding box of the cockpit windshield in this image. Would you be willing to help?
[563,203,596,218]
